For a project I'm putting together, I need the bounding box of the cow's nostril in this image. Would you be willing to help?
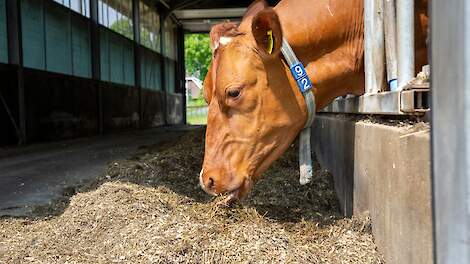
[208,177,215,190]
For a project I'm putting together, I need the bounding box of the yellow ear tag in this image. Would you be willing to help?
[267,30,274,54]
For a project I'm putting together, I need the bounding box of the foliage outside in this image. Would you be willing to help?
[185,34,211,124]
[110,19,159,51]
[184,34,211,81]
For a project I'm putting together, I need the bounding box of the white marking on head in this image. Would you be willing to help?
[212,42,219,52]
[199,169,205,189]
[219,36,233,46]
[327,5,334,17]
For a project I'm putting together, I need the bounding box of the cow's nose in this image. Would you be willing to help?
[207,177,215,190]
[200,169,217,195]
[202,175,217,194]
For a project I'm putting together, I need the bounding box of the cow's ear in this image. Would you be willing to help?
[242,0,268,21]
[252,8,282,58]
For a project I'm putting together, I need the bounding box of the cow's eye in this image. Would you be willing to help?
[227,89,241,98]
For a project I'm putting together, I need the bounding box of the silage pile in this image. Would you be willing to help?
[0,129,384,263]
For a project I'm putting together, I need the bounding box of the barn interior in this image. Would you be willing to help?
[0,0,288,216]
[0,0,468,264]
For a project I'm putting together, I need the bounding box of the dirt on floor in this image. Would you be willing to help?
[0,128,384,264]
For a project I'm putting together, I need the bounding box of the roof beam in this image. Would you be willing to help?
[173,8,246,20]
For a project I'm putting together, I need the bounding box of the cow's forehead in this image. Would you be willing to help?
[215,44,259,83]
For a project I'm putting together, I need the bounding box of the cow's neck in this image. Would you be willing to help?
[275,0,365,109]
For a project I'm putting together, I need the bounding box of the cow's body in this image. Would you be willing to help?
[275,0,366,109]
[200,0,428,206]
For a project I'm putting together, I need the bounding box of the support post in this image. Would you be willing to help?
[89,0,102,134]
[383,0,398,91]
[397,0,414,88]
[431,1,470,263]
[132,0,142,128]
[5,0,25,144]
[364,0,385,94]
[176,25,186,124]
[160,13,168,126]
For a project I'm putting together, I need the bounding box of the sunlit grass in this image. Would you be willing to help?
[187,114,207,125]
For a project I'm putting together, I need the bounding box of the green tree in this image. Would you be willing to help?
[110,18,158,51]
[110,18,134,40]
[184,34,211,81]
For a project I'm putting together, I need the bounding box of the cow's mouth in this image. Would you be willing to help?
[216,189,241,207]
[217,176,254,207]
[200,169,253,207]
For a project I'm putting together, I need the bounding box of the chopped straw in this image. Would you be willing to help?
[0,128,384,263]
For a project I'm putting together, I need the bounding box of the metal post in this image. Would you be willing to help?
[364,0,386,94]
[431,0,470,263]
[177,25,186,124]
[89,0,103,134]
[383,0,398,91]
[132,0,142,128]
[5,0,25,144]
[396,0,414,88]
[160,13,168,126]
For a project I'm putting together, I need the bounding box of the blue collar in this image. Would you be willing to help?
[280,38,316,128]
[280,38,316,185]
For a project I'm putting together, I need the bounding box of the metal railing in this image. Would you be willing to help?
[186,105,208,124]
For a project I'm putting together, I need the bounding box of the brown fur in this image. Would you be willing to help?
[201,0,428,203]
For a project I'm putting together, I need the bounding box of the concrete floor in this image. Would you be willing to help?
[0,126,198,216]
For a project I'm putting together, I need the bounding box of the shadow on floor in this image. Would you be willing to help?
[2,127,341,226]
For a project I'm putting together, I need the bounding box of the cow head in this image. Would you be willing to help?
[200,0,309,203]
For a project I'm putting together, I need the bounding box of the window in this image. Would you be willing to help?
[163,19,176,59]
[139,0,160,52]
[53,0,90,17]
[99,0,133,40]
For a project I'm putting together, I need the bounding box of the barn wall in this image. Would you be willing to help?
[312,114,433,264]
[0,65,20,145]
[23,69,99,142]
[0,0,7,63]
[0,0,185,146]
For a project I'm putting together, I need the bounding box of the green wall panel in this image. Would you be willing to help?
[165,59,175,93]
[0,0,7,63]
[21,0,46,69]
[100,29,136,86]
[140,49,161,91]
[140,51,147,88]
[122,39,134,86]
[72,17,91,78]
[109,33,123,84]
[45,3,72,74]
[153,55,161,90]
[100,28,110,82]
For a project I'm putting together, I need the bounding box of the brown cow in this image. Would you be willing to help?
[200,0,428,206]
